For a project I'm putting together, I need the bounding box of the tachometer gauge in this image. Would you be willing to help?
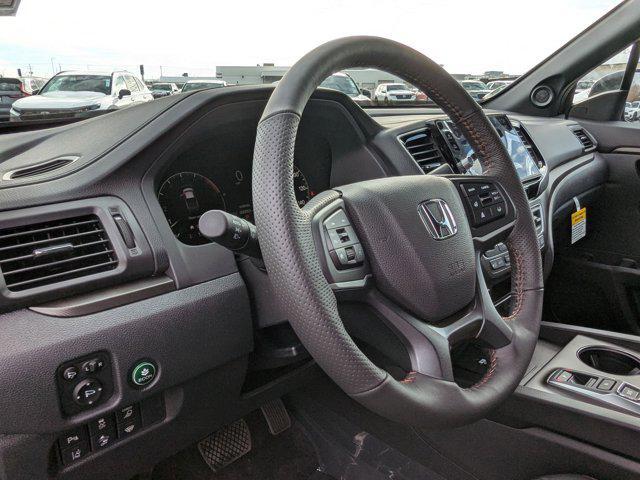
[293,166,314,207]
[158,172,226,245]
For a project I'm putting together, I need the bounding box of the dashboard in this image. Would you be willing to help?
[0,85,604,480]
[154,110,552,248]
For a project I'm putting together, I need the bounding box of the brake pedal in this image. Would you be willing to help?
[260,398,292,435]
[197,419,252,472]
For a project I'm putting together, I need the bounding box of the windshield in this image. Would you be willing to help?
[40,75,111,95]
[0,79,21,92]
[319,75,360,96]
[0,0,623,123]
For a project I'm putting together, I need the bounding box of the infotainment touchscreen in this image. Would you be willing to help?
[440,116,541,182]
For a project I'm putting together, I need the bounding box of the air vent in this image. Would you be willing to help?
[0,215,117,292]
[573,129,595,151]
[514,126,545,171]
[3,156,78,181]
[399,128,445,173]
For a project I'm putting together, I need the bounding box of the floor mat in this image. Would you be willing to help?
[151,409,320,480]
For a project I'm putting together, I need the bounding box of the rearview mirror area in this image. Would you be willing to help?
[118,89,132,99]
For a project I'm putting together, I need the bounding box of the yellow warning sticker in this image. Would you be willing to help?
[571,207,586,244]
[571,208,586,225]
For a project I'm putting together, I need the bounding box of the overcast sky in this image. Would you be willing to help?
[0,0,623,78]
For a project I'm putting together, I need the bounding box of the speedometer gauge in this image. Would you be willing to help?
[158,172,226,245]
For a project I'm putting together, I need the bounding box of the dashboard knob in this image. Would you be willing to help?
[199,210,261,259]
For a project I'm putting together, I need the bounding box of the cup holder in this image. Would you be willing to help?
[578,347,640,375]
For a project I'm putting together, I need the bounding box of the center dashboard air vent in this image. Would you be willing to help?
[0,215,117,292]
[572,128,595,151]
[399,127,445,173]
[514,125,545,171]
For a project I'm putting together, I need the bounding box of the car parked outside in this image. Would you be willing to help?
[9,70,153,121]
[574,70,640,104]
[0,76,48,121]
[486,80,513,91]
[373,83,416,104]
[181,79,227,92]
[150,82,179,98]
[625,100,640,121]
[459,80,492,100]
[319,72,372,106]
[0,78,26,121]
[415,90,429,103]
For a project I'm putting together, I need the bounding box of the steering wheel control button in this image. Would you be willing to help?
[489,257,506,271]
[73,379,103,406]
[330,244,364,270]
[324,209,350,229]
[461,181,507,227]
[62,366,79,381]
[460,183,480,197]
[131,360,157,387]
[327,226,358,248]
[322,209,365,270]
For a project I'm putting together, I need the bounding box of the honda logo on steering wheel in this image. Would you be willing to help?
[418,199,458,240]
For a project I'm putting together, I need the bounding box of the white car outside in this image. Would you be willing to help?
[374,83,416,104]
[486,80,513,91]
[181,79,227,92]
[625,101,640,121]
[10,70,153,121]
[319,72,372,106]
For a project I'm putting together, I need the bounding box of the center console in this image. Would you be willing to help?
[490,324,640,466]
[530,333,640,417]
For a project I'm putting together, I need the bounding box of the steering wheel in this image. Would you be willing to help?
[252,36,543,428]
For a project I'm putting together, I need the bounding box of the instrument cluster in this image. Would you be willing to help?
[157,123,331,245]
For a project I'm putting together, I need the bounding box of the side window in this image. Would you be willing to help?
[573,42,640,122]
[134,77,146,92]
[124,75,139,93]
[113,75,127,94]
